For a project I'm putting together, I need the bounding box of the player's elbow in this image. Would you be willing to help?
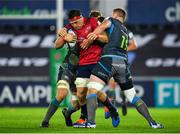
[133,43,138,50]
[127,40,138,51]
[132,38,138,49]
[132,43,138,50]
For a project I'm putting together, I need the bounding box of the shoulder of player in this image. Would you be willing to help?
[65,24,72,30]
[103,17,113,24]
[105,17,113,21]
[85,17,98,24]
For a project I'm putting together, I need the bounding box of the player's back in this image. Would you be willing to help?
[101,17,128,59]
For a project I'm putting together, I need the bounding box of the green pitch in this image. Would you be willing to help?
[0,108,179,133]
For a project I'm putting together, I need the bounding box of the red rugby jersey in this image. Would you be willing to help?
[66,18,102,65]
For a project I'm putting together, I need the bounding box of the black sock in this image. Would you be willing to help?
[66,104,80,117]
[102,96,117,117]
[43,98,61,123]
[120,91,126,106]
[135,98,154,124]
[79,104,87,120]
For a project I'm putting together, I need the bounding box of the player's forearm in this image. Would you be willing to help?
[93,25,107,35]
[127,39,138,51]
[54,36,66,49]
[55,33,77,49]
[96,32,109,43]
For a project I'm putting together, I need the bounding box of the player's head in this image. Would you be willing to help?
[89,10,105,23]
[89,10,102,18]
[112,8,126,23]
[68,9,84,30]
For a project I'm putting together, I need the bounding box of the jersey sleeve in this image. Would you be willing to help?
[106,17,113,35]
[65,24,72,29]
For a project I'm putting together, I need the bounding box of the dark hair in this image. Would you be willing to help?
[98,16,105,23]
[89,10,102,18]
[113,8,126,20]
[68,9,81,19]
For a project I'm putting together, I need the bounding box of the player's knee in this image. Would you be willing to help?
[97,91,107,102]
[119,80,133,91]
[75,78,89,88]
[76,89,87,105]
[56,88,68,100]
[123,87,139,104]
[56,94,67,101]
[57,80,70,90]
[87,88,97,96]
[76,91,85,100]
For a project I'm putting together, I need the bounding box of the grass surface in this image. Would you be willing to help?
[0,107,179,133]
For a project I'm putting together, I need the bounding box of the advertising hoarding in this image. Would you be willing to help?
[0,0,90,26]
[155,79,180,107]
[128,0,180,25]
[0,81,51,107]
[130,29,180,77]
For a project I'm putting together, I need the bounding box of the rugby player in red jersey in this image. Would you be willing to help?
[60,9,119,128]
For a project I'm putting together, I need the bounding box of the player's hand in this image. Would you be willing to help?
[80,39,93,49]
[64,33,77,42]
[58,27,67,37]
[80,32,97,49]
[87,32,98,41]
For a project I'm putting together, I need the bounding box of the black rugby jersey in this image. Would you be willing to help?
[101,17,129,59]
[60,29,79,73]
